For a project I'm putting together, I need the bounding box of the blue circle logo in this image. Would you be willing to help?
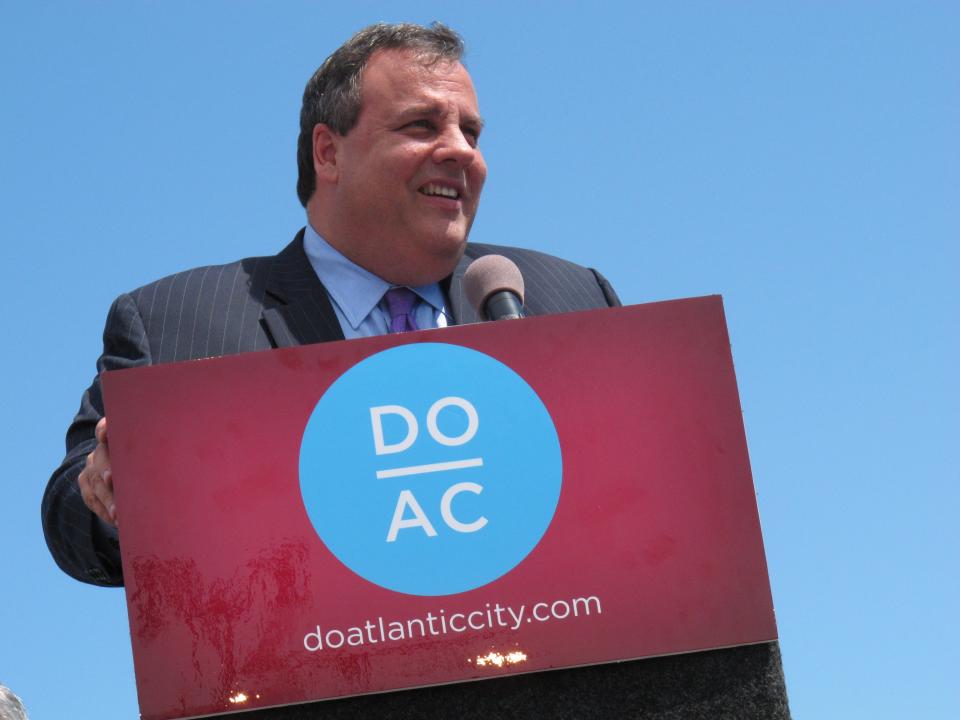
[299,343,562,596]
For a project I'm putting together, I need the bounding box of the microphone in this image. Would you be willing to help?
[463,255,527,321]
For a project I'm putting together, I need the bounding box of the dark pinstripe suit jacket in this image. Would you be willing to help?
[42,230,621,586]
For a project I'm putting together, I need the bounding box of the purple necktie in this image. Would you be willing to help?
[384,287,419,333]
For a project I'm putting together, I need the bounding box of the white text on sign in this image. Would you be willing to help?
[370,397,486,542]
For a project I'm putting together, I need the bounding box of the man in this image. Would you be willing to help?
[42,22,620,586]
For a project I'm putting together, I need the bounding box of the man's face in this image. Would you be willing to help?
[322,49,487,285]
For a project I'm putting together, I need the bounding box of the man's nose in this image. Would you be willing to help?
[432,125,479,167]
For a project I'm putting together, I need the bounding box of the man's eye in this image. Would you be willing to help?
[405,119,434,131]
[463,127,480,147]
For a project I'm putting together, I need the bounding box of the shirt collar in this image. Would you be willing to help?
[302,224,446,331]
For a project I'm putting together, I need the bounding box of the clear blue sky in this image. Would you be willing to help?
[2,2,956,718]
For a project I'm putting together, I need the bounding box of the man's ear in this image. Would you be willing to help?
[312,124,339,183]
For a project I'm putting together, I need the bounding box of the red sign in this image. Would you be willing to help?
[103,296,776,720]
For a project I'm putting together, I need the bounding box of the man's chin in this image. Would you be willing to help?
[417,248,468,285]
[384,237,467,286]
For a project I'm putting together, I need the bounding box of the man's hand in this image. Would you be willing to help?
[78,418,117,527]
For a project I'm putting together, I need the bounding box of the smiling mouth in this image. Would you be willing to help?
[419,183,461,200]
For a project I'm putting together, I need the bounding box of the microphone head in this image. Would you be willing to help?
[463,254,525,316]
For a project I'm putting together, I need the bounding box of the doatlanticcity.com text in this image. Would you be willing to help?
[304,594,602,652]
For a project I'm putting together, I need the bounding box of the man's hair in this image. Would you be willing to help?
[0,685,27,720]
[296,22,465,207]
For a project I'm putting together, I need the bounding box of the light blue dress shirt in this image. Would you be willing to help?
[302,224,449,339]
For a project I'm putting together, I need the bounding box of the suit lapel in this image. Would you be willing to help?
[261,230,345,348]
[262,232,490,346]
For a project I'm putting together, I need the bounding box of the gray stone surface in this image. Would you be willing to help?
[231,642,791,720]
